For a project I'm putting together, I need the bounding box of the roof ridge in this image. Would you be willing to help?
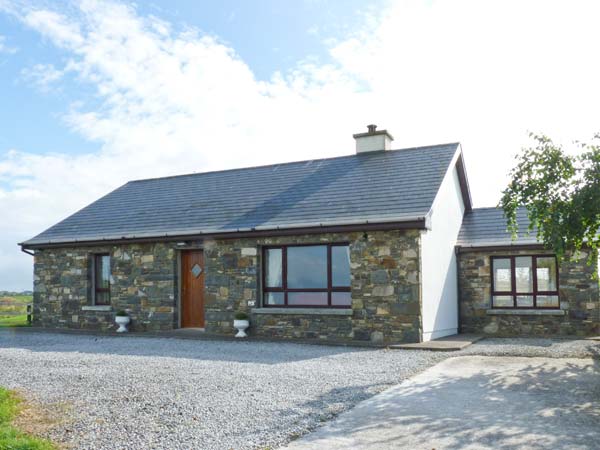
[128,142,460,184]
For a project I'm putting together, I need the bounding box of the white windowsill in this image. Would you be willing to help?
[251,308,352,316]
[486,309,565,316]
[81,305,112,312]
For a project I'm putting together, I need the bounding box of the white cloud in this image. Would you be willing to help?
[1,0,600,290]
[21,62,65,91]
[22,9,84,48]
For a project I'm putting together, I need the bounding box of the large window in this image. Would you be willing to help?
[491,255,559,308]
[263,244,351,308]
[93,254,111,305]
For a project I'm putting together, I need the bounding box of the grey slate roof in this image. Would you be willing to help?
[457,207,539,247]
[22,143,461,247]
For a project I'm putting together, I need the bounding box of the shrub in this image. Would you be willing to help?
[115,310,129,317]
[234,311,249,321]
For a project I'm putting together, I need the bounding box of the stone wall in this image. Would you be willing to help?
[204,229,422,344]
[32,229,423,343]
[33,243,178,332]
[458,248,600,336]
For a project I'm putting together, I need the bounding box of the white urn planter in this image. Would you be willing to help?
[115,315,131,333]
[233,319,249,338]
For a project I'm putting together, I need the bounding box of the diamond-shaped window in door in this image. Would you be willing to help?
[191,264,202,278]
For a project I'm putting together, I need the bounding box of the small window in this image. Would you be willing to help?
[265,248,283,288]
[331,245,351,287]
[515,256,533,293]
[493,258,512,291]
[94,254,111,305]
[536,257,557,291]
[491,255,559,309]
[263,244,351,308]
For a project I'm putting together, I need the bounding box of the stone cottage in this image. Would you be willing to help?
[20,126,600,343]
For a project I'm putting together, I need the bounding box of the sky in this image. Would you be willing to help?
[0,0,599,291]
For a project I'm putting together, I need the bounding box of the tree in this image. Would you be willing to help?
[500,133,600,265]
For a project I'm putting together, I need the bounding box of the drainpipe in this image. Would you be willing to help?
[455,245,462,334]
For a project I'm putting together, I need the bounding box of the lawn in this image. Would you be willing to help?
[0,387,54,449]
[0,315,30,327]
[0,295,32,328]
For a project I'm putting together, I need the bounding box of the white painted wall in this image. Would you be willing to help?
[355,133,393,153]
[420,157,465,341]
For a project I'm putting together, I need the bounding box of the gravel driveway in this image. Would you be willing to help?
[462,336,600,359]
[0,330,447,450]
[0,331,598,450]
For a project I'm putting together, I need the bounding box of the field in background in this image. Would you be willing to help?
[0,295,32,327]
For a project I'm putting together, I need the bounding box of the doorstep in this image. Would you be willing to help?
[389,334,484,351]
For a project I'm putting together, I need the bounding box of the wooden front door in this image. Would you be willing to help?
[181,250,205,328]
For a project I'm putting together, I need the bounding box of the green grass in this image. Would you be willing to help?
[0,315,30,328]
[0,295,33,328]
[0,387,55,450]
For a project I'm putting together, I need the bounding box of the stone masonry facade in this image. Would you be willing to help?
[32,229,422,343]
[458,248,600,336]
[204,230,422,344]
[33,243,178,332]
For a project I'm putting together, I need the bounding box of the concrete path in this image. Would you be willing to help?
[285,356,600,450]
[391,334,483,351]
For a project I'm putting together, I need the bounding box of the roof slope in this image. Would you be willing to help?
[457,207,538,247]
[23,143,461,247]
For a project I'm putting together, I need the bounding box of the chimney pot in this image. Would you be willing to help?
[367,124,377,133]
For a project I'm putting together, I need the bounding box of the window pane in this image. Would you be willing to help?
[332,292,351,306]
[95,255,110,289]
[536,257,557,291]
[493,258,512,292]
[95,291,110,305]
[332,246,351,287]
[516,295,533,307]
[515,257,533,293]
[287,246,327,288]
[537,295,559,308]
[493,295,513,307]
[265,249,283,288]
[288,292,328,306]
[264,292,284,306]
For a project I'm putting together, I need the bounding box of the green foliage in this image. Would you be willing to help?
[115,310,129,317]
[0,387,55,449]
[501,132,600,265]
[234,311,249,321]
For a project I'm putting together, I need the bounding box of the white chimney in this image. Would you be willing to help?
[353,124,394,154]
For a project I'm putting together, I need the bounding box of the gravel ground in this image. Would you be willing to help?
[0,331,598,450]
[0,330,446,450]
[463,336,600,359]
